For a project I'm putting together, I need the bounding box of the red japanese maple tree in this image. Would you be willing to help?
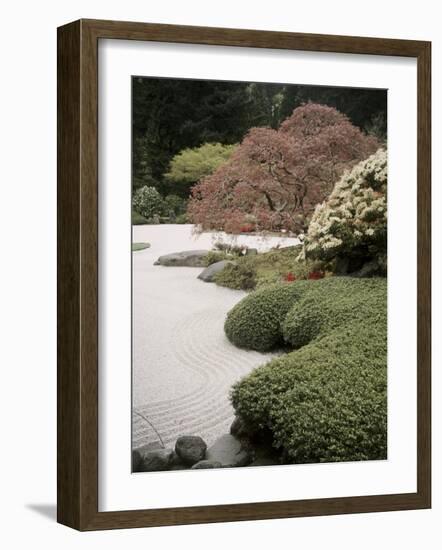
[188,104,379,234]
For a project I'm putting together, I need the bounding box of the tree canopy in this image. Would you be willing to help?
[132,78,386,194]
[187,104,380,234]
[165,143,237,196]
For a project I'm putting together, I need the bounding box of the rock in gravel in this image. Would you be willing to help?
[153,250,209,267]
[191,460,222,469]
[206,434,252,467]
[175,435,207,466]
[132,442,163,471]
[198,260,234,282]
[133,447,174,472]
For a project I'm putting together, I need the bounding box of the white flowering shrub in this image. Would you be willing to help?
[299,149,387,272]
[132,186,164,221]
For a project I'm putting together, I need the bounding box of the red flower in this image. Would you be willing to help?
[239,223,254,233]
[308,271,324,280]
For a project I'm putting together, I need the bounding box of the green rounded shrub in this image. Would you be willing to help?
[132,186,164,220]
[224,282,309,351]
[231,323,387,463]
[282,277,387,348]
[228,276,387,463]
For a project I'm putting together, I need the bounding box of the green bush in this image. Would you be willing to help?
[224,282,309,351]
[132,186,164,220]
[214,263,257,292]
[175,213,188,224]
[228,277,387,463]
[132,209,148,225]
[165,142,237,187]
[203,250,230,267]
[213,245,324,291]
[282,277,386,349]
[162,194,187,218]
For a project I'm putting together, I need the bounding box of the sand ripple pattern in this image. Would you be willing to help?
[133,307,276,448]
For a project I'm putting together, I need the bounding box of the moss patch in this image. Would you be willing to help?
[132,242,151,251]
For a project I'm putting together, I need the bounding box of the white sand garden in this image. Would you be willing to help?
[132,224,299,450]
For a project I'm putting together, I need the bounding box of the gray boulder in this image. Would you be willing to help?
[154,250,209,267]
[206,434,252,468]
[132,446,174,472]
[175,435,207,466]
[191,460,222,469]
[132,442,163,471]
[198,260,233,282]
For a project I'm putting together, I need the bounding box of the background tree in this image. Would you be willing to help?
[132,78,387,195]
[164,143,237,197]
[132,78,254,193]
[188,104,380,234]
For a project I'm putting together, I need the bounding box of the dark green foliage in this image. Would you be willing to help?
[214,263,257,292]
[132,77,387,197]
[132,209,148,225]
[132,78,255,194]
[279,85,387,139]
[224,282,309,351]
[228,277,387,463]
[162,195,187,219]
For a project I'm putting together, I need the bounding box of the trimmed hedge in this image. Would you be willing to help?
[224,282,309,351]
[282,277,386,349]
[227,277,387,463]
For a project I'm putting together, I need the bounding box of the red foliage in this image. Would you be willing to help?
[308,271,325,280]
[187,103,379,234]
[285,272,296,282]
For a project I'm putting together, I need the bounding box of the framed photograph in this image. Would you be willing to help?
[57,19,431,530]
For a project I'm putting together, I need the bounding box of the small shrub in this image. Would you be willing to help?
[214,263,257,291]
[132,209,148,225]
[175,213,188,224]
[132,186,164,220]
[162,194,187,218]
[213,242,247,255]
[203,250,230,266]
[224,282,309,351]
[213,245,324,291]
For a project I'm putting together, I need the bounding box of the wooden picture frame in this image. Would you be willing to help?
[57,18,431,531]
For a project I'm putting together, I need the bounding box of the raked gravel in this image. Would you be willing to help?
[132,224,299,449]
